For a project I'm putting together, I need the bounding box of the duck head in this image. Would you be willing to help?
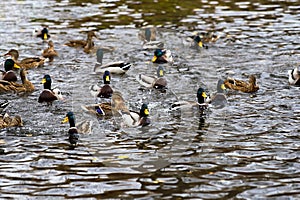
[197,87,207,104]
[4,59,20,72]
[41,74,52,90]
[62,112,76,127]
[139,103,149,117]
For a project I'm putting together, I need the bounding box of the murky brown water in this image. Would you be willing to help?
[0,0,300,199]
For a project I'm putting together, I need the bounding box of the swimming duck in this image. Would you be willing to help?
[152,49,173,64]
[15,69,35,93]
[288,66,300,86]
[136,66,167,92]
[38,74,63,105]
[94,48,132,75]
[224,75,259,93]
[199,31,220,43]
[121,103,151,127]
[171,87,208,111]
[2,59,21,82]
[207,79,228,109]
[0,113,23,129]
[4,49,45,69]
[90,70,113,99]
[65,31,97,53]
[138,27,157,42]
[42,40,58,62]
[62,112,79,146]
[35,27,51,40]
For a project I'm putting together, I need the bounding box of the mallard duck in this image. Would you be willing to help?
[0,113,23,129]
[16,69,35,93]
[38,74,63,105]
[121,103,151,127]
[65,31,97,53]
[152,49,173,64]
[288,66,300,86]
[62,112,79,146]
[4,49,45,69]
[138,27,157,42]
[90,70,113,99]
[136,66,167,92]
[171,87,208,111]
[2,59,21,82]
[94,48,132,75]
[199,31,220,43]
[224,75,259,93]
[42,40,58,62]
[34,27,51,40]
[207,79,228,109]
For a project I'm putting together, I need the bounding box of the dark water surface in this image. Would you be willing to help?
[0,0,300,199]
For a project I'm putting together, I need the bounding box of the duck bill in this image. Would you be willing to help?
[151,56,157,63]
[62,117,69,123]
[41,78,46,84]
[198,41,203,48]
[13,63,21,69]
[43,33,48,40]
[159,69,164,76]
[221,84,226,90]
[202,92,207,98]
[144,108,149,115]
[105,75,110,82]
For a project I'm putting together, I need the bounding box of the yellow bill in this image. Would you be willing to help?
[41,78,46,84]
[198,41,203,48]
[159,69,164,76]
[144,108,149,115]
[202,92,207,98]
[105,75,110,82]
[43,33,48,40]
[14,63,21,69]
[151,56,157,62]
[62,117,69,123]
[221,84,226,90]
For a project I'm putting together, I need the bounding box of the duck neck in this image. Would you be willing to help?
[44,82,52,90]
[69,118,76,128]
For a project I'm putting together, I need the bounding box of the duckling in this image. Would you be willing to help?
[224,75,259,93]
[136,66,167,91]
[38,74,63,105]
[121,103,151,127]
[171,87,208,111]
[35,27,51,40]
[207,79,228,109]
[90,70,113,99]
[42,40,58,62]
[288,66,300,86]
[62,112,79,146]
[0,113,23,129]
[152,49,173,64]
[65,31,97,53]
[4,49,45,69]
[94,48,132,75]
[2,59,21,82]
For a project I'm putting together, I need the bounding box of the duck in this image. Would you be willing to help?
[42,40,58,62]
[0,113,23,129]
[152,49,173,64]
[199,31,220,43]
[62,112,79,146]
[121,103,151,127]
[288,66,300,86]
[171,87,208,112]
[65,31,97,53]
[2,59,21,82]
[136,65,167,92]
[14,69,35,93]
[38,74,63,105]
[224,75,259,93]
[207,79,228,109]
[138,27,164,50]
[4,49,45,69]
[94,48,132,75]
[90,70,113,99]
[34,27,51,40]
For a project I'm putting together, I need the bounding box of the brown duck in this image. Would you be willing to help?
[224,75,259,93]
[42,40,58,62]
[0,113,23,129]
[65,31,97,53]
[4,49,45,69]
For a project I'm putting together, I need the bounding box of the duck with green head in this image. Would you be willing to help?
[62,112,79,146]
[35,27,51,40]
[90,70,113,99]
[121,103,151,127]
[152,49,173,64]
[38,74,63,105]
[207,79,227,109]
[2,59,21,82]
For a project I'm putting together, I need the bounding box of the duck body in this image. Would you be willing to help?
[90,70,114,99]
[121,103,150,127]
[136,66,167,91]
[152,49,173,64]
[288,66,300,86]
[42,40,58,62]
[38,75,63,105]
[62,112,79,146]
[224,75,259,93]
[4,49,45,69]
[65,31,97,53]
[207,79,227,109]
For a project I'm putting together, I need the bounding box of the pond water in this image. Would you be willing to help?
[0,0,300,199]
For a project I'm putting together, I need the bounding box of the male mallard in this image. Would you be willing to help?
[224,75,259,93]
[94,48,131,75]
[288,66,300,86]
[90,70,113,99]
[38,74,63,105]
[62,112,79,146]
[2,59,21,82]
[0,113,23,129]
[35,27,51,40]
[136,66,167,92]
[121,103,151,127]
[42,40,58,62]
[65,31,97,53]
[4,49,45,69]
[152,49,173,64]
[171,87,208,111]
[207,79,228,109]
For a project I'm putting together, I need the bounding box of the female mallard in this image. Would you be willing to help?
[121,103,151,127]
[15,69,35,93]
[152,49,173,64]
[0,113,23,129]
[288,66,300,86]
[94,48,131,75]
[35,27,51,40]
[207,79,228,109]
[42,40,58,62]
[90,70,113,99]
[38,74,63,105]
[224,75,259,93]
[171,87,208,111]
[62,112,79,146]
[2,59,21,82]
[65,31,97,53]
[4,49,45,69]
[136,66,167,92]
